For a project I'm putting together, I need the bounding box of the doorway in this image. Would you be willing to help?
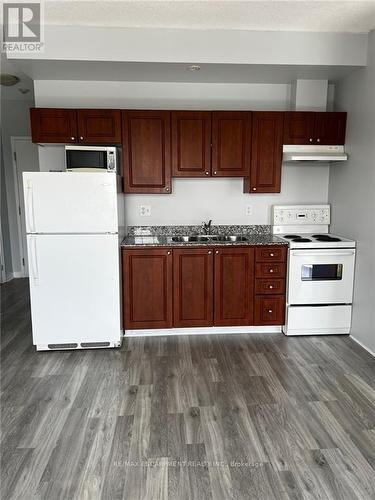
[11,137,39,277]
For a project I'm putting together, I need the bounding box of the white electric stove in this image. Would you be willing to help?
[272,205,356,336]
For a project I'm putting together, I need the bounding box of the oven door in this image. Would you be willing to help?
[288,249,355,304]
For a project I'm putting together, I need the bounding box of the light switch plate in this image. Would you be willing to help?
[245,205,253,216]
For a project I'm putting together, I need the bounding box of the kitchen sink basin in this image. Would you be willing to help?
[170,234,248,243]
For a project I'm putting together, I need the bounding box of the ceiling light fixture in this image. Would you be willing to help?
[187,65,201,72]
[0,74,20,86]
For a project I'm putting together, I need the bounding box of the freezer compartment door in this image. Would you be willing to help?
[27,234,121,345]
[283,305,352,336]
[288,249,356,305]
[23,172,118,233]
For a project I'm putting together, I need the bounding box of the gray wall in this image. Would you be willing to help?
[329,30,375,354]
[1,137,13,279]
[1,94,35,276]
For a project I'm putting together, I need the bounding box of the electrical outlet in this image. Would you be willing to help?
[245,205,253,216]
[139,205,151,217]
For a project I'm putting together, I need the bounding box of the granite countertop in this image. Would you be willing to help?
[121,225,287,248]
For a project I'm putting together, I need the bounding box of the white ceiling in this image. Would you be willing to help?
[43,0,375,33]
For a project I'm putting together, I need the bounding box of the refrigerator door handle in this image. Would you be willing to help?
[26,180,36,233]
[30,236,39,286]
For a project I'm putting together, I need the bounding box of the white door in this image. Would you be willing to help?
[27,233,121,346]
[23,172,118,234]
[12,137,39,276]
[288,249,356,305]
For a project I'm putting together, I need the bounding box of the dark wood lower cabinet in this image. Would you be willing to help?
[123,248,173,329]
[214,247,255,326]
[173,248,213,327]
[122,245,286,330]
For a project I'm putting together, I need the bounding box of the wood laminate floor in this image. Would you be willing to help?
[1,279,375,500]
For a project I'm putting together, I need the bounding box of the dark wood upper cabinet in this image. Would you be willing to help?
[173,248,213,327]
[245,112,284,194]
[284,111,347,145]
[211,111,251,177]
[172,111,211,177]
[314,112,347,145]
[77,109,121,144]
[122,110,172,193]
[283,112,315,145]
[214,247,254,326]
[30,108,78,143]
[122,248,173,329]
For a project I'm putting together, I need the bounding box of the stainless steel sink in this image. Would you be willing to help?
[170,234,248,243]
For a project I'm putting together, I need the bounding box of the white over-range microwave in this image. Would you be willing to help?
[65,145,118,173]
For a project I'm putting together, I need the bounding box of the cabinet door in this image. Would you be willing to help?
[123,249,173,329]
[314,112,347,145]
[254,296,285,325]
[172,111,211,177]
[214,247,254,326]
[77,109,121,144]
[122,110,172,193]
[173,248,213,327]
[30,108,77,143]
[283,112,315,145]
[245,112,283,193]
[211,112,251,177]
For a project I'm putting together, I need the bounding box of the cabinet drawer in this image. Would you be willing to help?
[255,246,287,263]
[254,295,285,325]
[255,279,285,295]
[255,263,286,278]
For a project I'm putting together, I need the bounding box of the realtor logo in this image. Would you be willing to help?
[2,2,44,53]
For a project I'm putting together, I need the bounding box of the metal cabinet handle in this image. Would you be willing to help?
[317,138,321,143]
[309,138,313,142]
[80,136,84,140]
[269,285,274,289]
[252,187,257,191]
[269,269,274,273]
[215,251,219,254]
[213,171,217,175]
[270,253,274,257]
[166,187,170,192]
[70,136,75,140]
[167,251,171,255]
[205,172,209,175]
[208,251,212,255]
[268,309,273,314]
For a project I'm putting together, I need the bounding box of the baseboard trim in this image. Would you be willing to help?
[1,273,14,283]
[124,325,282,337]
[13,271,24,278]
[349,335,375,358]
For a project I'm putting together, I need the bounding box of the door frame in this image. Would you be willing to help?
[11,136,34,278]
[0,221,6,282]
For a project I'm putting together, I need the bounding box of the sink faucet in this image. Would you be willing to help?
[202,219,213,235]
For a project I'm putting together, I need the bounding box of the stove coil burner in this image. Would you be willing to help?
[314,235,342,242]
[283,234,300,239]
[292,238,312,242]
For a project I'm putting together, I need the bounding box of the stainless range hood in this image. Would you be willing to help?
[283,145,348,163]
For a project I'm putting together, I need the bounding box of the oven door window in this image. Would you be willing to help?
[66,150,107,169]
[301,264,343,281]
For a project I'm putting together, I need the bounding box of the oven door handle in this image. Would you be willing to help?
[290,250,355,257]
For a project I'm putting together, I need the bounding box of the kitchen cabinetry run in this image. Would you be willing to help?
[284,112,347,145]
[122,110,172,194]
[244,112,283,194]
[30,108,121,144]
[122,248,173,329]
[123,245,286,330]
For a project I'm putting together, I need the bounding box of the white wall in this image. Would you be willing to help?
[1,95,35,276]
[329,30,375,354]
[35,80,330,226]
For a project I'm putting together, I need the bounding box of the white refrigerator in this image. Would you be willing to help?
[23,172,125,351]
